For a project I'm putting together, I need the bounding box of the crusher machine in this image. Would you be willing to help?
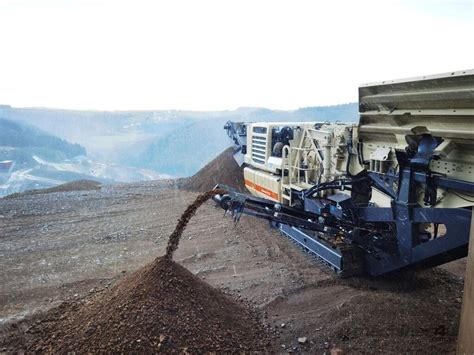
[214,69,474,276]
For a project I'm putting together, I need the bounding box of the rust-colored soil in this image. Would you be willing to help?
[181,147,245,192]
[5,257,267,353]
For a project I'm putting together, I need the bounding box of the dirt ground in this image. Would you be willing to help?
[0,180,467,353]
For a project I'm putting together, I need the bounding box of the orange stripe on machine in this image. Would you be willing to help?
[244,179,255,189]
[244,179,279,200]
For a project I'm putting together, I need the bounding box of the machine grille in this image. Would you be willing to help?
[251,136,267,164]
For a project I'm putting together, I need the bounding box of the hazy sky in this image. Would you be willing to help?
[0,0,472,110]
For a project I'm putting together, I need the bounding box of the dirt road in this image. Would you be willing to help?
[0,181,466,353]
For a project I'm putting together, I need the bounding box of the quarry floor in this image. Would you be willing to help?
[0,181,467,353]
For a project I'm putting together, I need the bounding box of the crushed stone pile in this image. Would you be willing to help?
[182,147,246,192]
[26,257,267,353]
[6,179,101,198]
[2,188,268,353]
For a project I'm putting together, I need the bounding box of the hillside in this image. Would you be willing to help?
[0,118,167,197]
[136,118,232,176]
[0,118,86,166]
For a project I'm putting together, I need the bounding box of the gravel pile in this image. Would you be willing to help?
[26,256,267,352]
[5,179,101,198]
[181,147,245,192]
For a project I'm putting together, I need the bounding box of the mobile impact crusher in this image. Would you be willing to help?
[214,69,474,276]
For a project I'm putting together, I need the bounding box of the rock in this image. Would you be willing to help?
[324,342,330,349]
[298,337,307,344]
[281,323,286,328]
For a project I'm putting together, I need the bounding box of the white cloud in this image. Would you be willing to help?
[0,0,472,110]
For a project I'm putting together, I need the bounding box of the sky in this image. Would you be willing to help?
[0,0,473,111]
